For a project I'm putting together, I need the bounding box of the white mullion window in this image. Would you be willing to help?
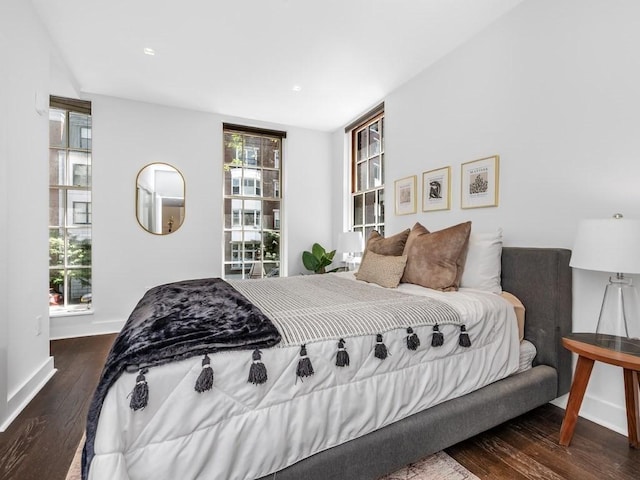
[223,126,284,279]
[350,110,384,239]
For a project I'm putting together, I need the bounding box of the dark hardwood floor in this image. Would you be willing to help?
[1,334,639,480]
[0,334,116,480]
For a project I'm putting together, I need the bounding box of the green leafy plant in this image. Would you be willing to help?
[302,243,338,274]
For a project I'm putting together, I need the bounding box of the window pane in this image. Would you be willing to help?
[68,229,92,266]
[224,263,244,279]
[67,268,91,305]
[365,191,376,224]
[69,112,92,149]
[49,270,64,306]
[357,129,367,161]
[225,167,243,196]
[262,170,280,198]
[263,231,280,261]
[242,169,261,196]
[49,149,66,185]
[244,135,262,167]
[262,137,280,169]
[263,200,280,230]
[356,162,366,192]
[66,190,91,226]
[49,109,66,148]
[49,228,64,267]
[69,151,91,187]
[224,132,243,166]
[379,190,385,224]
[368,156,381,188]
[369,121,380,156]
[49,189,64,227]
[353,194,363,226]
[364,226,375,242]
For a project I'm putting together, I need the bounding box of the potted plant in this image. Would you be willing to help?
[302,243,338,274]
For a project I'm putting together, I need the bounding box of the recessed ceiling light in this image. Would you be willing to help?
[143,48,156,56]
[292,85,302,92]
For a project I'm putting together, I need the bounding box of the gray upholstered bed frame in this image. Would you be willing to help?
[259,247,572,480]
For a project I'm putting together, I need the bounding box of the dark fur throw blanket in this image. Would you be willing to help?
[82,278,282,480]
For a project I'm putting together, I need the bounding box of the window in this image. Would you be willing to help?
[349,104,384,240]
[49,96,92,313]
[223,124,285,279]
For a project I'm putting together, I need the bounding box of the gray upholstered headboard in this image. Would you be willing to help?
[501,247,572,396]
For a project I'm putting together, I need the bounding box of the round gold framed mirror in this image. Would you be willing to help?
[136,163,185,235]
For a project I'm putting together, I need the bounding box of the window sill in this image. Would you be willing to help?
[50,308,94,318]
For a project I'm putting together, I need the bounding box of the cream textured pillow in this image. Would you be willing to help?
[460,229,503,293]
[401,221,471,291]
[355,251,408,288]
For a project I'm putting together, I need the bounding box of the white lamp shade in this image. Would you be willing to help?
[337,231,363,253]
[570,217,640,274]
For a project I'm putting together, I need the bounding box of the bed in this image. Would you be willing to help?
[83,239,572,480]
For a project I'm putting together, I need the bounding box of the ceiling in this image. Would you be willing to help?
[32,0,523,132]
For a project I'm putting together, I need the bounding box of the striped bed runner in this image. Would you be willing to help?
[228,274,461,346]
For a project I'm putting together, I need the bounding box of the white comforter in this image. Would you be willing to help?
[89,274,520,480]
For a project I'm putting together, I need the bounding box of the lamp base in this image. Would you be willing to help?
[596,274,640,341]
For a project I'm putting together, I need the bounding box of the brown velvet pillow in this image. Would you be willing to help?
[401,221,472,291]
[364,228,411,257]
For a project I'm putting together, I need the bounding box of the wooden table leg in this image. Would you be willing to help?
[559,355,595,446]
[623,369,640,448]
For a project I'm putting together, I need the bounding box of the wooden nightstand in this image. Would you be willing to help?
[559,333,640,447]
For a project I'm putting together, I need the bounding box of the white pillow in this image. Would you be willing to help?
[460,228,503,293]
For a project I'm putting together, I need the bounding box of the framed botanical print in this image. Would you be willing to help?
[461,155,500,209]
[394,175,417,215]
[422,166,451,212]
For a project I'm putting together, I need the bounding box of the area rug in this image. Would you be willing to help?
[65,439,479,480]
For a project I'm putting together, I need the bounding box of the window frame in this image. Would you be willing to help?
[49,97,93,315]
[348,105,385,241]
[222,123,286,279]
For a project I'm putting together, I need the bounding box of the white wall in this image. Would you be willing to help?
[50,95,333,337]
[333,0,640,435]
[0,0,55,431]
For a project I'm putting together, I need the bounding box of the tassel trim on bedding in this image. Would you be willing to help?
[374,333,388,360]
[248,348,268,385]
[296,344,314,380]
[194,354,214,393]
[336,338,350,367]
[406,327,420,350]
[431,324,444,347]
[129,368,149,411]
[129,324,470,408]
[459,324,471,347]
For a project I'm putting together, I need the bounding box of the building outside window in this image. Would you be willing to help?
[49,96,92,313]
[350,105,384,240]
[223,124,285,279]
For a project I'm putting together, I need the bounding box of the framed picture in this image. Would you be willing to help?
[461,155,500,209]
[422,166,451,212]
[394,175,417,215]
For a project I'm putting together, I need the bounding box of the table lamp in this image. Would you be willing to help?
[337,231,363,271]
[570,213,640,339]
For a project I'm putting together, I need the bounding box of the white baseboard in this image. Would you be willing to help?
[0,356,56,432]
[552,392,627,436]
[50,316,124,340]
